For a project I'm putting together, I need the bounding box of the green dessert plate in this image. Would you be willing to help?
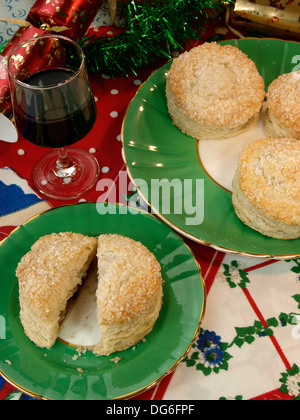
[122,38,300,258]
[0,203,206,400]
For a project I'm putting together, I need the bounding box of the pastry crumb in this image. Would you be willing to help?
[73,347,88,361]
[110,357,121,364]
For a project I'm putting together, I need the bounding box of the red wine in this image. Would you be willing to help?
[12,69,97,148]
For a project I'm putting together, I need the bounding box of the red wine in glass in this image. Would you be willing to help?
[14,69,97,149]
[8,35,100,200]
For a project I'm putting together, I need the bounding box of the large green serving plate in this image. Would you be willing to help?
[0,203,206,400]
[122,38,300,258]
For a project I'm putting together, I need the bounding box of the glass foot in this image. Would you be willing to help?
[32,148,100,200]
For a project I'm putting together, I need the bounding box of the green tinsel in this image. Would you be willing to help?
[0,40,8,54]
[81,0,227,77]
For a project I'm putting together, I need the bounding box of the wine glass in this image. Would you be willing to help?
[8,35,100,200]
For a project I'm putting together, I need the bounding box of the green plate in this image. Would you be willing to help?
[0,203,206,400]
[122,38,300,259]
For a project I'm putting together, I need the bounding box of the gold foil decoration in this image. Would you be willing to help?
[39,23,71,33]
[0,18,31,27]
[108,0,118,21]
[228,0,300,40]
[0,19,70,34]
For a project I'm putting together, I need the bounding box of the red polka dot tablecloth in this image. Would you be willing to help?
[1,1,300,402]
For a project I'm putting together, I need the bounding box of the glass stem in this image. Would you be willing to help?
[55,148,77,179]
[57,147,70,168]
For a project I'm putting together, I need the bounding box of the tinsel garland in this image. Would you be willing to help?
[81,0,227,77]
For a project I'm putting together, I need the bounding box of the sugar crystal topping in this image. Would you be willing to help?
[239,139,300,225]
[16,232,97,321]
[167,43,265,128]
[97,234,162,324]
[267,71,300,136]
